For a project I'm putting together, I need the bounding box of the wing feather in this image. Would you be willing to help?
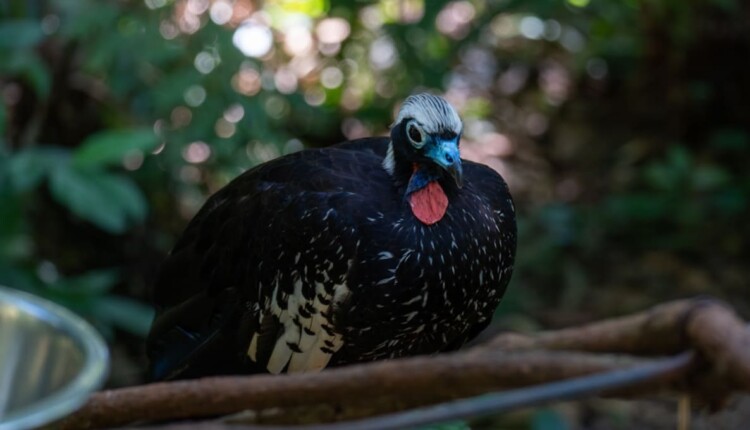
[146,142,384,379]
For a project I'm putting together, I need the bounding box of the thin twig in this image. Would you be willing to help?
[678,394,691,430]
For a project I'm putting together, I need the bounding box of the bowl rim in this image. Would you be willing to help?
[0,286,109,430]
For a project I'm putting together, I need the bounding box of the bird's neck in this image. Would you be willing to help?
[405,164,442,195]
[407,165,448,225]
[382,142,449,225]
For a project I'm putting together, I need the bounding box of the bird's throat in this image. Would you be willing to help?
[409,181,448,225]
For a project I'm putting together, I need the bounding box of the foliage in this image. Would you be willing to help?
[1,0,749,424]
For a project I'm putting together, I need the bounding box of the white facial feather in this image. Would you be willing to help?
[382,141,395,175]
[393,93,463,135]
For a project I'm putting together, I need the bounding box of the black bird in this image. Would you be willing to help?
[146,94,516,380]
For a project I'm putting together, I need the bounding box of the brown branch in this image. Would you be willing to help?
[57,297,750,429]
[60,351,653,429]
[685,302,750,391]
[133,352,695,430]
[225,353,695,430]
[489,298,750,391]
[486,299,698,354]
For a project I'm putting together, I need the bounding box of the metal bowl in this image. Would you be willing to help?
[0,286,109,430]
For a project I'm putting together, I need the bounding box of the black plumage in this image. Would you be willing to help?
[146,94,516,380]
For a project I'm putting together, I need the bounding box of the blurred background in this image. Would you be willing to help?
[1,0,749,427]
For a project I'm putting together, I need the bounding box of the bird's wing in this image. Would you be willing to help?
[241,185,362,374]
[460,160,517,322]
[146,147,383,379]
[469,161,516,256]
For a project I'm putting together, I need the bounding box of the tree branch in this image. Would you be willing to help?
[57,297,750,429]
[487,299,697,354]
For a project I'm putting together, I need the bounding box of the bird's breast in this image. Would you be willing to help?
[343,204,507,330]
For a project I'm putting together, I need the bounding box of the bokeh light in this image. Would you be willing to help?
[171,106,192,128]
[182,141,212,163]
[144,0,167,9]
[436,1,475,39]
[223,104,245,123]
[233,20,273,57]
[209,0,233,25]
[183,85,206,107]
[274,67,298,94]
[194,51,217,74]
[567,0,590,7]
[215,118,236,138]
[284,26,314,56]
[369,36,397,70]
[320,67,343,89]
[519,16,544,40]
[232,66,261,96]
[316,17,350,44]
[123,150,145,171]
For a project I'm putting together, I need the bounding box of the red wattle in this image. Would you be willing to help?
[409,181,449,225]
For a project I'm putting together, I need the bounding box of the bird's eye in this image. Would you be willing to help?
[407,123,424,148]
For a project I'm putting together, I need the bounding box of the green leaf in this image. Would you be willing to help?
[0,54,52,99]
[714,187,747,215]
[36,269,121,316]
[100,170,149,222]
[0,190,28,256]
[0,155,8,191]
[645,163,679,191]
[92,295,155,338]
[0,100,6,136]
[0,20,44,49]
[532,409,570,430]
[8,146,68,192]
[49,166,148,234]
[23,55,52,99]
[0,264,40,293]
[72,128,159,168]
[667,145,691,172]
[712,0,740,12]
[417,421,471,430]
[606,193,673,222]
[692,165,730,191]
[709,128,749,152]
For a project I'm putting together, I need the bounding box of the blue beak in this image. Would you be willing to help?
[426,137,463,188]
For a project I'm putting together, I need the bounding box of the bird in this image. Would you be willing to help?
[146,93,516,380]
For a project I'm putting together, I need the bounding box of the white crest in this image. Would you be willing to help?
[393,93,463,135]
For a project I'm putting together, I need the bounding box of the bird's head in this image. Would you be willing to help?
[387,93,464,188]
[384,94,464,225]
